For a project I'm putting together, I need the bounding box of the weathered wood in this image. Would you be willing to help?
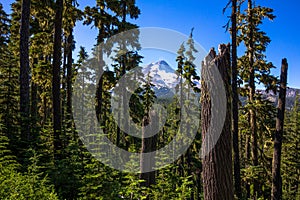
[272,58,288,200]
[201,44,233,200]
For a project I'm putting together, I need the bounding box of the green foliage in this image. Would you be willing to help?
[176,29,200,93]
[0,3,20,164]
[0,124,19,171]
[0,150,58,200]
[119,172,149,200]
[79,155,122,199]
[236,1,279,198]
[0,0,297,199]
[0,3,10,46]
[142,73,156,116]
[238,3,278,95]
[149,164,194,200]
[282,94,300,199]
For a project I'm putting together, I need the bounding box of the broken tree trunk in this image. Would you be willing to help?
[201,44,233,200]
[271,58,288,200]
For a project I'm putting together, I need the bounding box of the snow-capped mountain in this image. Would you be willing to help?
[140,60,300,108]
[142,60,179,89]
[141,60,201,99]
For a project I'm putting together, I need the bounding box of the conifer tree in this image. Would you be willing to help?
[84,0,113,126]
[281,94,300,199]
[139,72,157,189]
[176,29,201,199]
[0,2,21,162]
[230,0,242,197]
[238,1,277,197]
[0,3,10,46]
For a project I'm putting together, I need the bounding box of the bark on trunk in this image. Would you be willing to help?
[52,0,63,161]
[95,31,104,123]
[140,112,158,188]
[246,134,251,198]
[271,58,288,200]
[20,0,31,143]
[30,58,38,139]
[66,28,73,122]
[201,44,233,200]
[62,37,67,125]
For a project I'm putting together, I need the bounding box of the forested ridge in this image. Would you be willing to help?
[0,0,299,199]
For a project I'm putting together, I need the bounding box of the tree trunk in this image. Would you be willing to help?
[66,28,73,123]
[246,134,251,198]
[247,0,259,198]
[20,0,31,144]
[30,58,38,139]
[140,112,157,188]
[201,44,233,200]
[96,51,104,125]
[62,37,67,127]
[95,28,104,123]
[52,0,63,161]
[271,58,288,200]
[231,0,242,198]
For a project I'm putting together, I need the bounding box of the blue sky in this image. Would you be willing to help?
[2,0,300,88]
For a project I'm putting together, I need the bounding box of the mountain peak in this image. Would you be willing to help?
[142,60,178,88]
[155,60,174,73]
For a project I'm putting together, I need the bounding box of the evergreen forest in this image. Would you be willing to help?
[0,0,299,199]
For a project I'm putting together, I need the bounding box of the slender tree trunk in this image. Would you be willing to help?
[178,64,185,178]
[52,0,63,161]
[121,2,131,150]
[149,129,157,186]
[95,6,105,132]
[271,58,288,200]
[30,58,38,139]
[201,45,233,200]
[20,0,31,143]
[246,134,251,198]
[139,116,151,187]
[95,26,104,123]
[66,28,74,142]
[62,37,67,127]
[231,0,242,198]
[66,28,73,122]
[96,50,104,124]
[247,0,259,198]
[140,112,157,188]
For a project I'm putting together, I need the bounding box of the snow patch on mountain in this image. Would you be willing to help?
[142,60,179,89]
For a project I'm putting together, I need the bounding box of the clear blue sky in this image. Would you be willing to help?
[2,0,300,88]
